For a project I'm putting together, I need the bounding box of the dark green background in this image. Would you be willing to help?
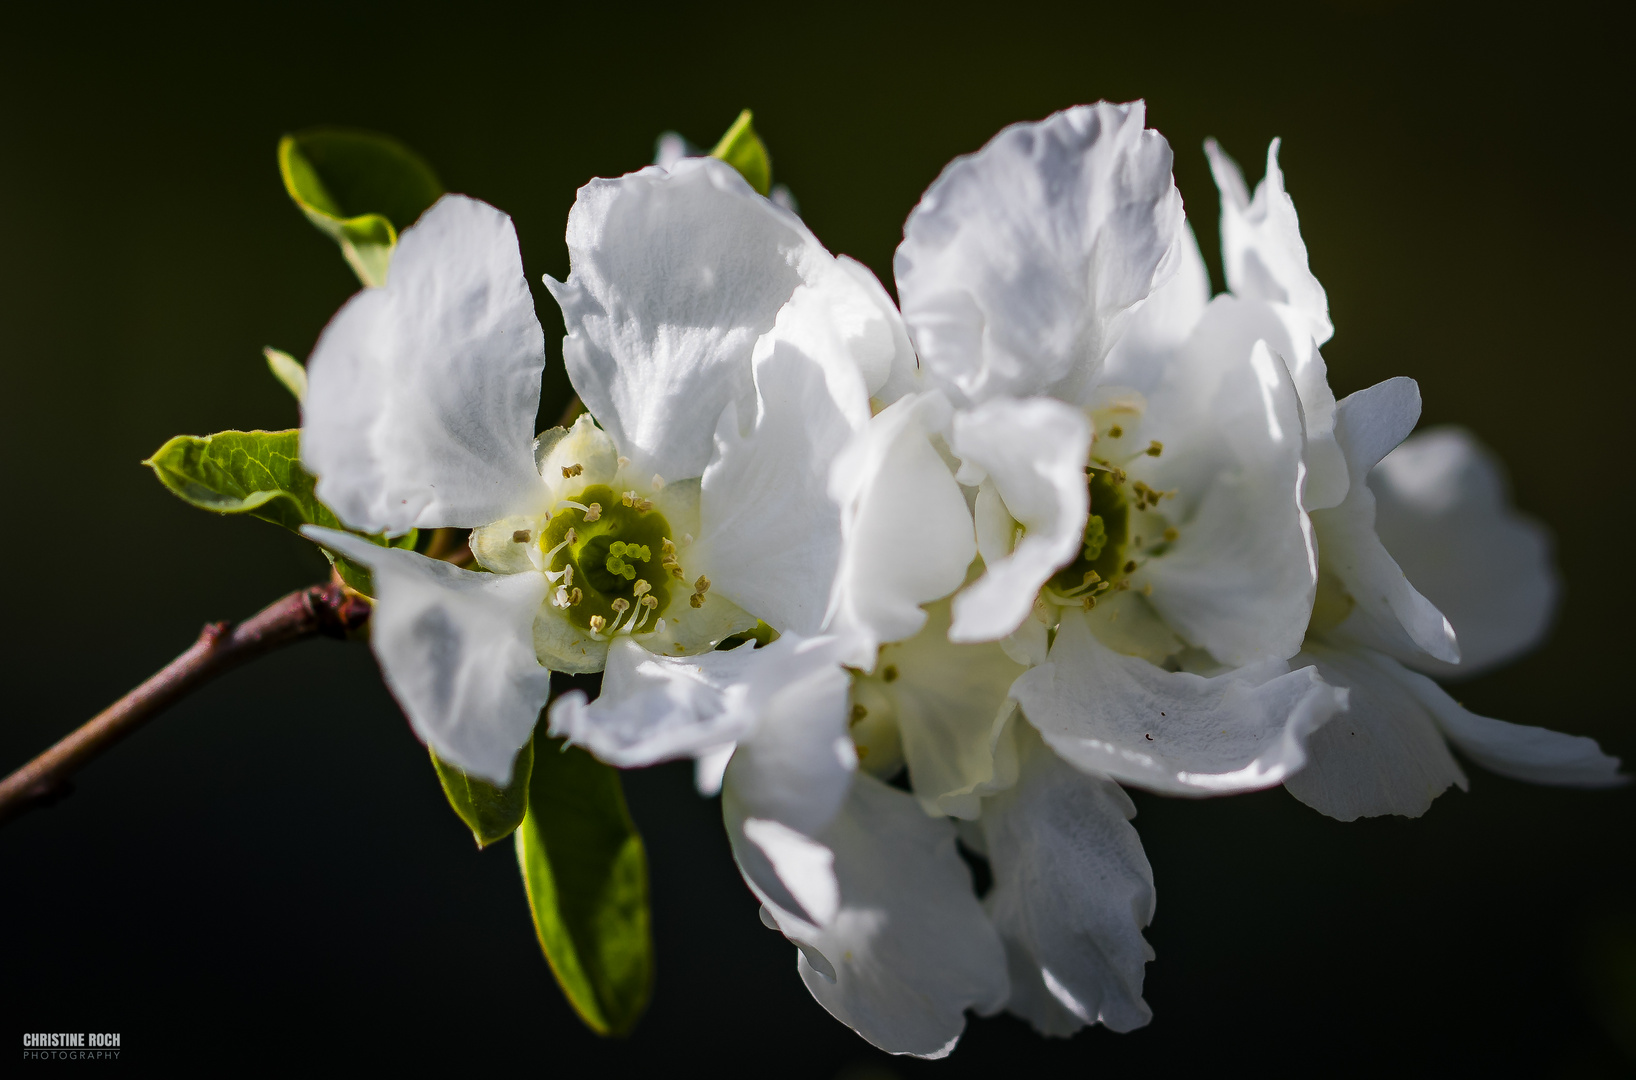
[3,2,1631,1073]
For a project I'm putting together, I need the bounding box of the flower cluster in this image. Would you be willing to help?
[297,103,1622,1056]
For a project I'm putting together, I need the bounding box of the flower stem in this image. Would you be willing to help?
[0,580,371,828]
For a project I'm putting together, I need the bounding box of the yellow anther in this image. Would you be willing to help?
[640,595,658,609]
[1163,527,1179,542]
[1146,440,1164,457]
[583,503,602,522]
[589,615,607,633]
[564,565,575,588]
[633,579,652,597]
[617,456,630,468]
[568,587,582,606]
[695,575,711,594]
[566,528,578,544]
[511,529,531,543]
[611,598,631,614]
[562,463,584,478]
[1123,560,1137,574]
[850,704,868,723]
[652,474,666,490]
[633,497,652,513]
[689,595,704,608]
[1108,424,1124,439]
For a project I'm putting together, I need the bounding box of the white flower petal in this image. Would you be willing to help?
[826,392,975,662]
[949,397,1092,642]
[895,102,1183,405]
[1370,427,1558,678]
[1206,137,1332,346]
[746,774,1010,1059]
[1390,656,1624,788]
[696,277,874,637]
[1138,335,1316,665]
[1101,219,1210,394]
[1202,138,1348,507]
[1316,378,1462,664]
[1014,610,1344,795]
[877,598,1027,818]
[545,157,835,482]
[302,195,547,535]
[1283,644,1469,820]
[546,637,764,767]
[720,635,858,837]
[982,731,1155,1035]
[303,526,550,784]
[832,255,916,401]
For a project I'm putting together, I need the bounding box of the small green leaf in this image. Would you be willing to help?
[144,429,413,594]
[278,128,444,287]
[709,109,771,196]
[264,347,307,402]
[431,739,534,848]
[516,737,653,1037]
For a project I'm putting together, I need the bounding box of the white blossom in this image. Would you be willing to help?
[298,160,911,784]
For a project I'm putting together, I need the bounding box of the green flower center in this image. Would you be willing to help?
[1049,470,1130,598]
[539,484,677,634]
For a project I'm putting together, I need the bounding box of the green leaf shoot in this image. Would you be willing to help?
[515,737,653,1037]
[144,428,414,594]
[278,128,444,287]
[264,347,307,402]
[709,109,772,196]
[431,739,534,848]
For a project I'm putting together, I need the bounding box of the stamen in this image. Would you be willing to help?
[568,587,582,606]
[583,503,602,522]
[651,474,666,490]
[1163,527,1179,542]
[561,463,584,478]
[554,586,570,608]
[556,499,588,514]
[611,598,631,614]
[617,456,630,468]
[564,564,575,588]
[632,579,652,598]
[1108,424,1124,438]
[589,615,606,634]
[566,528,578,544]
[511,529,531,543]
[1145,440,1164,457]
[622,490,638,506]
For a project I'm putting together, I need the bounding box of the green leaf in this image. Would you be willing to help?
[709,109,772,196]
[278,128,444,287]
[143,429,414,594]
[431,739,533,848]
[516,737,653,1037]
[264,347,307,402]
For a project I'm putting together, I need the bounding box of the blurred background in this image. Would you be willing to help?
[3,1,1631,1073]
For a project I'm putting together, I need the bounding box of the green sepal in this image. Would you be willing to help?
[143,429,415,595]
[278,129,444,287]
[431,739,534,848]
[709,109,772,196]
[516,736,653,1037]
[264,347,307,402]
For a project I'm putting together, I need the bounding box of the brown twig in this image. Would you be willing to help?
[0,581,371,828]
